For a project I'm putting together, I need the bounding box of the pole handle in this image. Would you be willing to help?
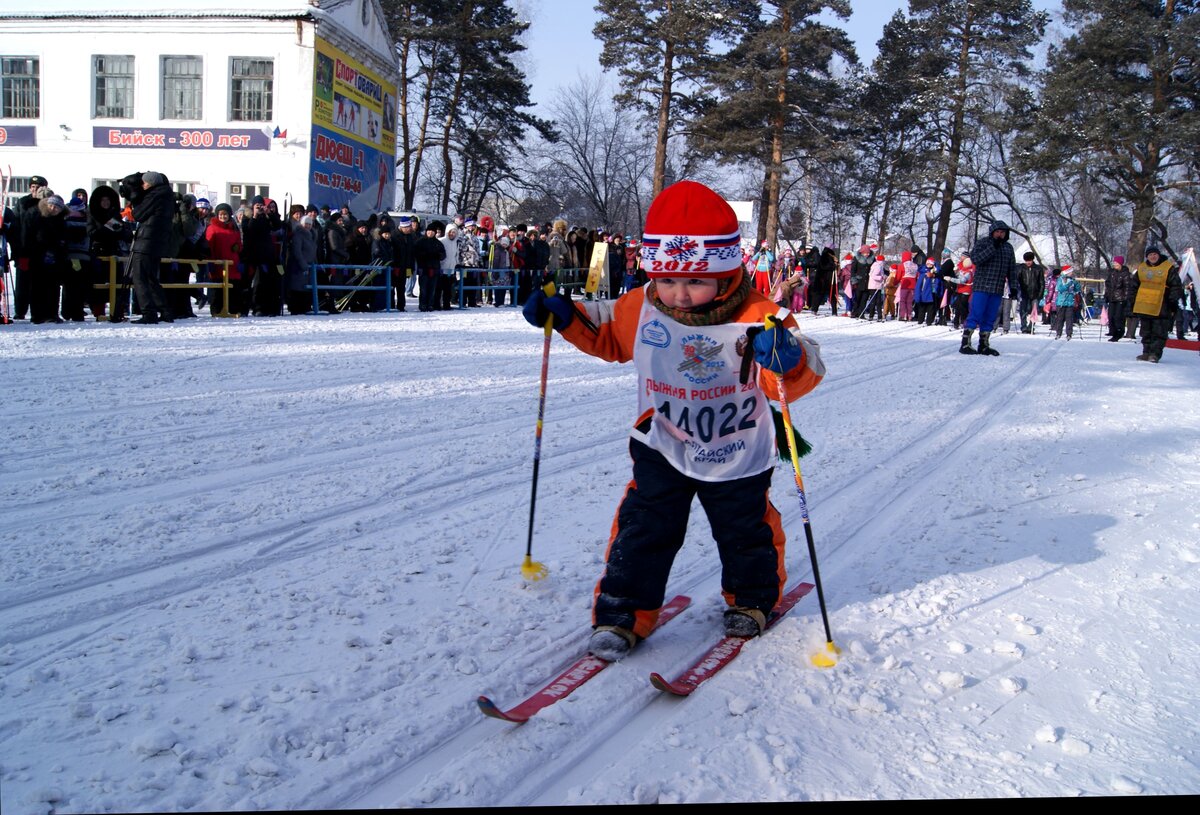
[542,276,556,337]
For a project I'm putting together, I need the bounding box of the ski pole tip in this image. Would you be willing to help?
[521,555,550,582]
[811,641,840,668]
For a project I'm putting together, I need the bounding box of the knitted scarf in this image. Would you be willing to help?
[647,274,752,327]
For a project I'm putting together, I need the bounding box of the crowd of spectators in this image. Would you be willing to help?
[746,240,1199,345]
[0,173,654,322]
[1,174,1195,343]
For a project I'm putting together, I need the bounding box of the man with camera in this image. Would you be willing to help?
[115,170,175,324]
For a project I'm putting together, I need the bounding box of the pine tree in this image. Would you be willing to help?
[381,0,553,211]
[1020,0,1199,260]
[594,0,757,197]
[690,1,856,246]
[845,10,946,247]
[901,0,1046,252]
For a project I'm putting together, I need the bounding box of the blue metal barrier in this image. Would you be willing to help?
[454,267,591,309]
[308,264,393,314]
[455,268,518,308]
[302,265,595,313]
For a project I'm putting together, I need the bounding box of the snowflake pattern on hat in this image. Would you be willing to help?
[640,180,743,278]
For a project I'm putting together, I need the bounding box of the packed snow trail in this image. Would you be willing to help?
[1,311,1197,812]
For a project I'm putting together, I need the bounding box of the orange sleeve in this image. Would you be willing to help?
[558,288,645,363]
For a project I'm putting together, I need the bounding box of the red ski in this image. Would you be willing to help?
[649,581,814,696]
[477,594,691,723]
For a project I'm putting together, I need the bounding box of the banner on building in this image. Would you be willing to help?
[310,37,397,216]
[312,38,395,154]
[92,127,270,150]
[0,126,37,147]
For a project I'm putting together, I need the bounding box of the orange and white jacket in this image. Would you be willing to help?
[561,281,824,481]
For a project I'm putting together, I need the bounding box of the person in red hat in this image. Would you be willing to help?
[523,180,825,659]
[749,240,775,296]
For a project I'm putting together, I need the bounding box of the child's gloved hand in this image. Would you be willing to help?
[522,289,575,330]
[753,324,804,374]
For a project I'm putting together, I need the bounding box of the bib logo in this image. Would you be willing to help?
[677,333,725,384]
[640,319,672,348]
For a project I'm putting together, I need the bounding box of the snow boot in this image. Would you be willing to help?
[959,329,977,355]
[1136,352,1152,361]
[724,607,767,638]
[978,332,999,356]
[588,626,636,661]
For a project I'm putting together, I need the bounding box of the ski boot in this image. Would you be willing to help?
[978,332,999,356]
[724,607,767,638]
[960,328,977,355]
[588,626,636,661]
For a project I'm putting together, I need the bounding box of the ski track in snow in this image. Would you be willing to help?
[1,311,1198,811]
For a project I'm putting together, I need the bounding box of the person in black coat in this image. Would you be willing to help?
[413,223,446,312]
[87,185,129,320]
[345,221,374,311]
[285,214,318,315]
[118,171,175,323]
[817,247,837,314]
[1103,255,1134,341]
[1016,251,1046,334]
[21,194,68,323]
[240,196,280,316]
[937,249,956,325]
[390,216,416,311]
[9,174,50,319]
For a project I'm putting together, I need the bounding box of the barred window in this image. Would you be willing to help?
[1,57,40,119]
[94,55,134,118]
[161,55,202,120]
[229,58,273,122]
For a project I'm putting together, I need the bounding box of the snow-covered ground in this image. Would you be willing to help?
[1,307,1197,811]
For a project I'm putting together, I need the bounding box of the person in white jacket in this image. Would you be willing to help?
[437,224,460,310]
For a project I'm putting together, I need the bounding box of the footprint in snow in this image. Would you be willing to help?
[937,671,966,689]
[999,676,1025,694]
[1060,737,1091,756]
[1110,775,1142,794]
[1035,725,1060,743]
[993,640,1024,657]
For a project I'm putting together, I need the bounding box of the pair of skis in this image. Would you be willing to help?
[477,581,814,723]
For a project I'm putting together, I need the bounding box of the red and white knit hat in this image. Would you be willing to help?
[640,180,742,278]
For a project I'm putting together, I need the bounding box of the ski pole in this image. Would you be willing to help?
[522,274,557,582]
[763,314,839,667]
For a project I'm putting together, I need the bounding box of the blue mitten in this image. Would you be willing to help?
[753,324,804,374]
[522,289,576,330]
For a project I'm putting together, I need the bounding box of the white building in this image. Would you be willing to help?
[0,0,398,217]
[1013,234,1075,268]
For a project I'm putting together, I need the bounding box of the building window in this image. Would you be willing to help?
[161,55,203,120]
[1,57,40,119]
[229,58,273,122]
[3,176,31,210]
[94,55,135,119]
[227,183,270,210]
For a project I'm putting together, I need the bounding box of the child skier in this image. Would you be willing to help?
[1052,267,1083,340]
[522,180,825,660]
